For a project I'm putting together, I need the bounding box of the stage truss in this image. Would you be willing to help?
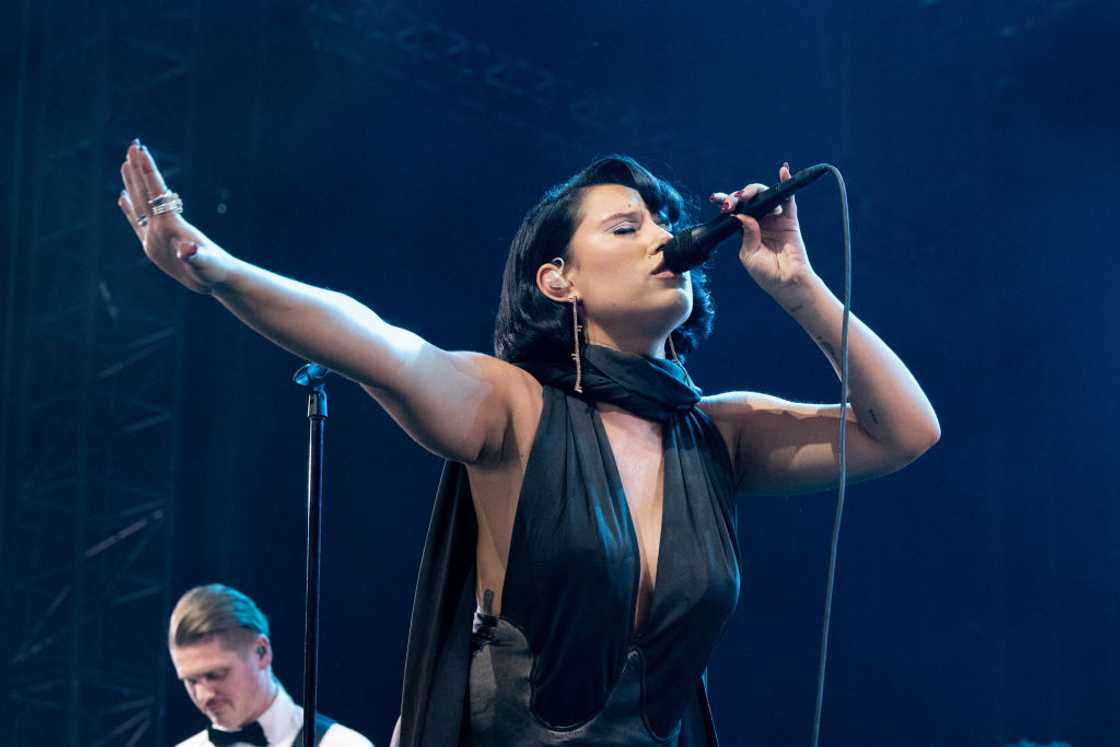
[1,2,200,745]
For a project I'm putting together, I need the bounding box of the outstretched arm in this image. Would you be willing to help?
[702,164,940,496]
[117,140,524,465]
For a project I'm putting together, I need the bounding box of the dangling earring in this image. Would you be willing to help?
[570,297,583,393]
[549,256,583,394]
[667,333,693,387]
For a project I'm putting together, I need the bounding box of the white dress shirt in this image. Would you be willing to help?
[174,686,373,747]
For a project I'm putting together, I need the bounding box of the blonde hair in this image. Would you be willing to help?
[169,584,270,651]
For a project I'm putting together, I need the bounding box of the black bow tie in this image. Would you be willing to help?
[208,721,268,746]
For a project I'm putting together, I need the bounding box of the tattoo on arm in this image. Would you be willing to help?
[483,588,495,614]
[816,338,839,366]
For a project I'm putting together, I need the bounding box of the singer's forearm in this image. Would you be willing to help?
[211,257,419,389]
[777,276,940,454]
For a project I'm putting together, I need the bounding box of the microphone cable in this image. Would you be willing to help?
[809,164,851,747]
[659,162,852,745]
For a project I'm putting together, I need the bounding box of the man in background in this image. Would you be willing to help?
[168,584,374,747]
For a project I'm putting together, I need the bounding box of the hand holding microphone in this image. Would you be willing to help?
[725,163,817,301]
[662,163,832,303]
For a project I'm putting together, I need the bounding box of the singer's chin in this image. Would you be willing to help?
[649,281,692,327]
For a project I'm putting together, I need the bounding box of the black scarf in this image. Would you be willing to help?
[519,344,702,422]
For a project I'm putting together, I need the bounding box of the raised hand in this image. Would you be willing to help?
[709,162,817,302]
[117,140,234,294]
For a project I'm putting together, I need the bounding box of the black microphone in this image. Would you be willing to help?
[662,163,832,273]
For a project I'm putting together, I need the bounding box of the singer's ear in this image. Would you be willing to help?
[536,260,576,303]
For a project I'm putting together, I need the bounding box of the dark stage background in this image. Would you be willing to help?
[2,1,1118,746]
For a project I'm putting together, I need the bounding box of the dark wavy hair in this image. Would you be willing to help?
[494,155,715,365]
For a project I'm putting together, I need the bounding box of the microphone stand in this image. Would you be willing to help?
[292,362,329,746]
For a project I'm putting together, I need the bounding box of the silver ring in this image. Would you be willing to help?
[149,190,184,216]
[148,190,177,207]
[137,213,150,227]
[152,198,183,216]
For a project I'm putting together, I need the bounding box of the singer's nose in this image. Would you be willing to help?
[649,226,673,259]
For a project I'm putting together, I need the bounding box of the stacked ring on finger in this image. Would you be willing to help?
[148,190,184,216]
[137,213,150,227]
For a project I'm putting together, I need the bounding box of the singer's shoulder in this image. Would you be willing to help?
[452,350,547,435]
[449,351,542,394]
[698,390,777,421]
[698,391,758,476]
[698,390,829,484]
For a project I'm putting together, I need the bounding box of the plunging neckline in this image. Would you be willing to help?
[400,374,743,744]
[591,405,668,641]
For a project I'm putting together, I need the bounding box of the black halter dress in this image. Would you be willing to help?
[398,345,742,746]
